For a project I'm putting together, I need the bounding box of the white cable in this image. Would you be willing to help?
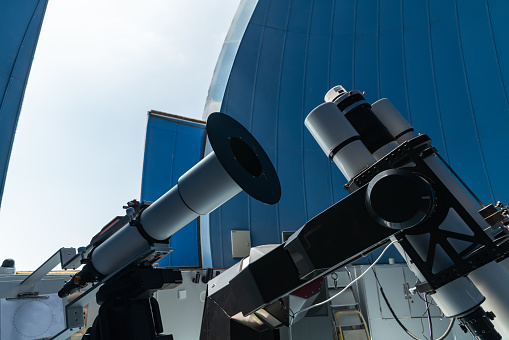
[292,239,398,321]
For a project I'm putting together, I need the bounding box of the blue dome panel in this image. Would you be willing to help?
[141,112,206,267]
[0,0,48,209]
[201,0,509,268]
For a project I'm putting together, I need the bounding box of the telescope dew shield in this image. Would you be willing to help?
[89,113,281,277]
[305,102,376,181]
[141,112,280,241]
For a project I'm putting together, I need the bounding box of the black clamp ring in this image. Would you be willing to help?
[130,206,171,245]
[329,136,361,160]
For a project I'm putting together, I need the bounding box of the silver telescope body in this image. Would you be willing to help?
[61,113,280,291]
[93,112,281,276]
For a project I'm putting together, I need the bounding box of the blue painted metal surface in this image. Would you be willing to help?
[0,0,49,210]
[140,111,206,267]
[201,0,509,268]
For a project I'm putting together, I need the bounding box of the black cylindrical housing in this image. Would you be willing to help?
[336,93,396,154]
[459,307,501,340]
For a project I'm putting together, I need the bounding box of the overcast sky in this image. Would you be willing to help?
[0,0,241,270]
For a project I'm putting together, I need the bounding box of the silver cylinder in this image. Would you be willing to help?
[305,102,376,180]
[178,152,243,215]
[92,225,149,275]
[89,113,281,277]
[371,98,417,144]
[430,277,485,317]
[93,153,244,276]
[499,257,509,275]
[140,186,199,242]
[141,152,243,241]
[468,261,509,339]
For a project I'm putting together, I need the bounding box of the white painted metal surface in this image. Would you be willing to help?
[305,102,375,180]
[371,99,418,144]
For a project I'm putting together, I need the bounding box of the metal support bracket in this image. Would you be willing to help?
[49,243,172,340]
[17,248,74,294]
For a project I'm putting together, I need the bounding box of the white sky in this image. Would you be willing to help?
[0,0,241,270]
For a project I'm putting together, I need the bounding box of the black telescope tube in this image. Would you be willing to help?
[336,93,396,154]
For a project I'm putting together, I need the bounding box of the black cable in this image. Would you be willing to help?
[419,309,429,340]
[425,293,433,340]
[415,292,438,306]
[373,270,421,340]
[434,150,485,208]
[437,317,455,340]
[370,262,455,340]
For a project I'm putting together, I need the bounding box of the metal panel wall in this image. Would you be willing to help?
[141,111,206,267]
[361,265,472,340]
[201,0,509,268]
[0,0,49,210]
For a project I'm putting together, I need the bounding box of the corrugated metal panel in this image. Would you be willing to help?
[202,0,509,268]
[0,0,49,209]
[140,111,206,267]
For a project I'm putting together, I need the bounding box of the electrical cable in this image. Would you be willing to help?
[437,317,455,340]
[287,304,295,340]
[375,270,422,340]
[415,292,438,306]
[418,303,430,340]
[435,150,485,208]
[419,311,429,340]
[344,266,354,282]
[292,240,398,321]
[371,263,455,340]
[287,238,457,340]
[425,293,433,340]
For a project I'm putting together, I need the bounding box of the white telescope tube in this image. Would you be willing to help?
[500,257,509,274]
[469,262,509,339]
[371,98,418,144]
[92,153,243,275]
[92,224,150,275]
[91,113,281,277]
[305,102,376,181]
[141,152,242,240]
